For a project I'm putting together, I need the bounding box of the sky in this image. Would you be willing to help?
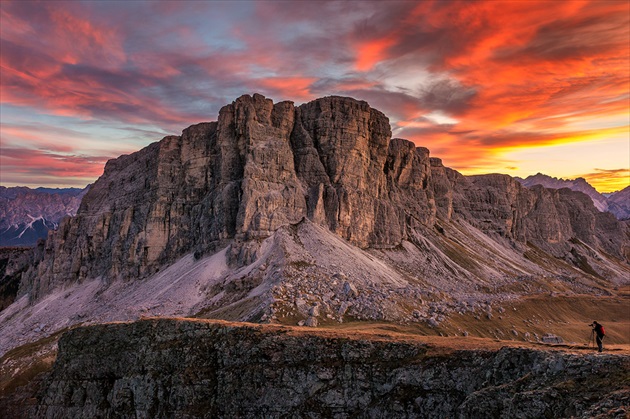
[1,0,628,193]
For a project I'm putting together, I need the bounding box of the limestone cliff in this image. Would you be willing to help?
[18,94,438,299]
[516,173,610,212]
[2,319,628,418]
[18,94,628,300]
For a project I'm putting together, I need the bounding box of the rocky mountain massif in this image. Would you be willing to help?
[1,94,629,355]
[2,319,628,418]
[0,187,88,247]
[516,173,630,220]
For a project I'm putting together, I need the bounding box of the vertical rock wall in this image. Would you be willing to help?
[17,94,630,301]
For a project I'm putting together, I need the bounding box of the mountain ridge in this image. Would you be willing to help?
[0,186,89,247]
[3,318,628,419]
[2,94,629,355]
[515,173,629,220]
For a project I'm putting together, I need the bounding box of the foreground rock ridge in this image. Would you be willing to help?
[1,94,628,354]
[2,319,628,418]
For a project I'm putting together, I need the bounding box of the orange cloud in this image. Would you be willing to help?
[400,124,629,175]
[257,77,317,101]
[371,0,630,183]
[355,37,396,72]
[578,169,630,193]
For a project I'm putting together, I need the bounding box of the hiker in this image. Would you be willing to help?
[591,321,605,352]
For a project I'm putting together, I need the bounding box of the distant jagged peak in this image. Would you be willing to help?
[607,185,630,221]
[0,185,90,247]
[518,172,590,187]
[516,172,608,212]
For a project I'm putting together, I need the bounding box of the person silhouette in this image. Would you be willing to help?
[591,321,605,352]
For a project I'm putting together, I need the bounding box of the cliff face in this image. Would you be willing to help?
[3,319,628,419]
[516,173,630,221]
[457,174,626,259]
[19,95,441,299]
[11,94,630,331]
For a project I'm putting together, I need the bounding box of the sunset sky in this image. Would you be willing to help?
[1,0,628,192]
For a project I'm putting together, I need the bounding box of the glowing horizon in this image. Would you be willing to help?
[1,1,628,193]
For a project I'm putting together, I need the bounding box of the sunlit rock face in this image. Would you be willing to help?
[293,97,436,248]
[454,175,626,259]
[17,94,629,303]
[19,95,435,296]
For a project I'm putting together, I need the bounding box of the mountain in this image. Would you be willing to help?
[515,173,611,212]
[1,94,629,355]
[607,186,630,220]
[515,174,630,220]
[0,186,89,246]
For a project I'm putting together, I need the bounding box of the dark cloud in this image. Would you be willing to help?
[418,79,477,115]
[496,10,629,63]
[328,88,426,121]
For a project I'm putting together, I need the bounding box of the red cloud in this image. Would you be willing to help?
[350,0,629,184]
[1,147,110,186]
[256,77,317,102]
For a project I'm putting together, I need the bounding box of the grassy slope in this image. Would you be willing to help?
[316,293,630,351]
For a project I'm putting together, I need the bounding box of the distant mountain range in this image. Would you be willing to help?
[515,173,630,220]
[607,186,630,220]
[0,186,89,246]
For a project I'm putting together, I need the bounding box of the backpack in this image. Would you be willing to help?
[596,324,605,336]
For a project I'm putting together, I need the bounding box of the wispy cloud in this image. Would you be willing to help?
[579,168,630,193]
[0,147,110,186]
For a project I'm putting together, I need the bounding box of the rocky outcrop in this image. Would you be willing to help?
[0,186,88,247]
[13,94,630,313]
[516,173,630,221]
[18,95,439,299]
[291,98,434,247]
[3,319,628,418]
